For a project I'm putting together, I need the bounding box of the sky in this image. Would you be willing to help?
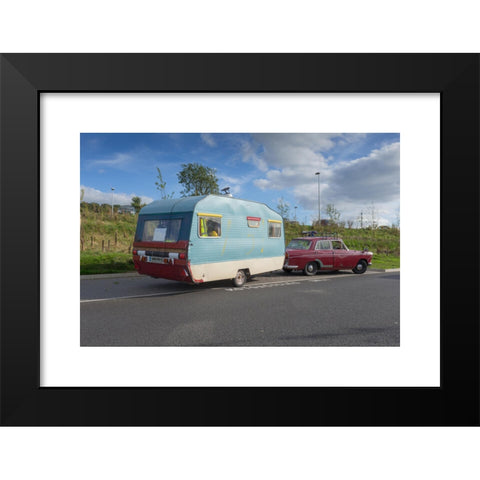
[80,132,400,227]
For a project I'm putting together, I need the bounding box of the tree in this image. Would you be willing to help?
[131,196,146,213]
[276,197,290,221]
[325,203,341,226]
[176,163,219,197]
[155,167,175,199]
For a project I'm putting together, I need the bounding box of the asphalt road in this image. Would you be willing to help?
[81,270,400,347]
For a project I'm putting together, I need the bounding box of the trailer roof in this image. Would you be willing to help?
[139,195,281,218]
[139,196,208,215]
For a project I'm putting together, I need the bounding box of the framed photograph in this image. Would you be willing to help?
[1,54,478,425]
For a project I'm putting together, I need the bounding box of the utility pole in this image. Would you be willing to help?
[111,187,115,216]
[315,172,320,227]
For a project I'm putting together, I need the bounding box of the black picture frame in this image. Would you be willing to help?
[1,54,478,426]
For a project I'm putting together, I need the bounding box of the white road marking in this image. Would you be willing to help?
[80,291,191,303]
[223,278,328,291]
[81,271,387,302]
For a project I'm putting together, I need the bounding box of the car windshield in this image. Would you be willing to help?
[287,239,312,250]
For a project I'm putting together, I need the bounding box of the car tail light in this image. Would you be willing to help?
[179,253,186,259]
[133,249,137,255]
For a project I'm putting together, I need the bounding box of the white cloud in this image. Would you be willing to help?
[201,133,216,147]
[251,137,400,226]
[80,185,153,206]
[251,133,344,169]
[328,142,400,203]
[249,133,365,188]
[217,172,261,197]
[89,152,134,170]
[237,137,268,172]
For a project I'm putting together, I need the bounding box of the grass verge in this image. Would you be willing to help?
[81,252,135,275]
[370,254,400,270]
[81,251,400,275]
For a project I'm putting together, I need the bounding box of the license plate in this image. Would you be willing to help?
[146,256,168,264]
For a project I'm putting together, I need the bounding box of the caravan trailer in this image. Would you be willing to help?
[132,195,285,287]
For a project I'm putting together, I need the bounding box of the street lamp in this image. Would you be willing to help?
[111,187,115,216]
[294,206,297,222]
[315,172,320,227]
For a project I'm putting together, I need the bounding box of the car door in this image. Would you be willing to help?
[332,240,350,269]
[314,239,334,270]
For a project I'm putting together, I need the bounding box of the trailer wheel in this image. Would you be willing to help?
[233,269,247,287]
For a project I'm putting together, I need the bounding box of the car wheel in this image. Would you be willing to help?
[304,262,318,276]
[352,260,367,274]
[233,269,247,287]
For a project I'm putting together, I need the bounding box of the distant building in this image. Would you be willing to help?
[118,205,136,215]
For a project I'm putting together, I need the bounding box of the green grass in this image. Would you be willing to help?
[80,209,137,253]
[80,252,135,275]
[285,222,400,271]
[370,254,400,270]
[80,209,400,274]
[80,209,138,274]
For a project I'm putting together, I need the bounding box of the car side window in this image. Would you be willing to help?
[332,240,344,250]
[315,240,331,250]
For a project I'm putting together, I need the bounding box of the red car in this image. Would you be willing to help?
[283,236,373,275]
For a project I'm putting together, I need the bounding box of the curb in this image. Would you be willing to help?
[370,268,400,273]
[81,272,139,280]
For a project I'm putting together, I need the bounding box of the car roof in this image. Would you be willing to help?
[293,236,342,241]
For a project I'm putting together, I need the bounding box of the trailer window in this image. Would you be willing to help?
[140,218,182,242]
[268,220,282,238]
[198,215,222,237]
[247,216,261,228]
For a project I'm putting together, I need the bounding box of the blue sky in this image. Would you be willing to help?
[80,132,400,226]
